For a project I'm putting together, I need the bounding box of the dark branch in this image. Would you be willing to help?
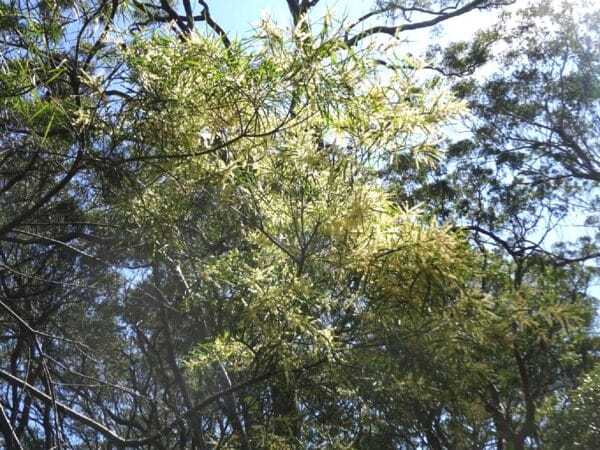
[344,0,507,47]
[198,0,231,47]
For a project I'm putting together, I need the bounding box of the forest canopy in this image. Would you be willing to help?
[0,0,598,448]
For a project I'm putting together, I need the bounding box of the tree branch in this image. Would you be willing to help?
[344,0,504,47]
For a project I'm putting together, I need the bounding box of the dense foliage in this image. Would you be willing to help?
[0,0,597,448]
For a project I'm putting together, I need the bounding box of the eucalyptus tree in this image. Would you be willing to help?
[384,1,600,447]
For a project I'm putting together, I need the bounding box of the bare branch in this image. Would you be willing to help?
[198,0,231,47]
[345,0,506,47]
[0,402,24,450]
[0,368,132,448]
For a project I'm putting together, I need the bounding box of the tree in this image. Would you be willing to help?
[0,0,597,448]
[389,0,600,447]
[0,0,127,447]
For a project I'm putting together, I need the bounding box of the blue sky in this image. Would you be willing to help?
[204,0,499,45]
[207,1,369,36]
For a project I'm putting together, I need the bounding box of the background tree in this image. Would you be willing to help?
[389,0,600,447]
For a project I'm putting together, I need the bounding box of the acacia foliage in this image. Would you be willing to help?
[0,0,598,449]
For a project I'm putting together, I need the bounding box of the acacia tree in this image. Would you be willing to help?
[0,0,598,449]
